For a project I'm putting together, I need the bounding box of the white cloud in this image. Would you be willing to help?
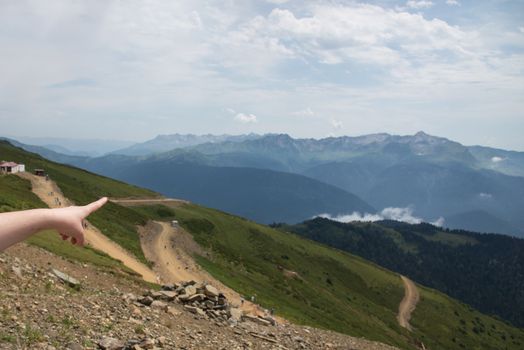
[446,0,460,6]
[320,212,384,222]
[234,112,258,123]
[317,207,443,226]
[431,217,445,227]
[406,1,434,9]
[266,0,290,4]
[479,192,493,199]
[330,119,343,130]
[291,107,314,117]
[380,207,423,224]
[491,156,505,162]
[252,4,476,73]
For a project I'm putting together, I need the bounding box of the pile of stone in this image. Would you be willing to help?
[136,280,275,327]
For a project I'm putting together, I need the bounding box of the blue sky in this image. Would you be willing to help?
[1,0,523,150]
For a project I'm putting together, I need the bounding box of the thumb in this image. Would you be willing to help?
[82,197,108,216]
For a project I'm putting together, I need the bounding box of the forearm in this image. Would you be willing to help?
[0,208,56,251]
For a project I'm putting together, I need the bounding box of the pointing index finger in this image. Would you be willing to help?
[83,197,108,216]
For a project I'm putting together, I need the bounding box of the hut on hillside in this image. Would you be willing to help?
[0,161,25,174]
[34,169,45,176]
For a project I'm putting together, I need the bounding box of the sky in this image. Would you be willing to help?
[0,0,523,150]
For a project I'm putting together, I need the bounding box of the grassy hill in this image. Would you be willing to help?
[2,140,524,350]
[134,202,524,350]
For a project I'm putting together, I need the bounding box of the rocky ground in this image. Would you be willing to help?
[0,244,400,350]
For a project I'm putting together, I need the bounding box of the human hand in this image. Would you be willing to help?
[51,197,108,246]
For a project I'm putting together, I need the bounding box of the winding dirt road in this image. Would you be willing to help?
[140,221,280,320]
[397,275,420,331]
[17,173,158,283]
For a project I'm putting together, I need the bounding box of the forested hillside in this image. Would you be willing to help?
[281,218,524,327]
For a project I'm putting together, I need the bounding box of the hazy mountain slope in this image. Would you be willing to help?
[2,138,89,165]
[84,156,374,224]
[282,218,524,327]
[365,161,524,235]
[112,133,261,156]
[445,210,521,234]
[302,158,388,198]
[468,145,524,177]
[12,136,134,156]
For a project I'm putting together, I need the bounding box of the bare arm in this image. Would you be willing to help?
[0,197,108,251]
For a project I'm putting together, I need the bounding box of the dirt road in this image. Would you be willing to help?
[17,173,158,283]
[110,198,188,206]
[140,221,280,320]
[397,275,420,331]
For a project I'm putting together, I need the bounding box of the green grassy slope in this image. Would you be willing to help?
[162,203,524,350]
[171,204,408,348]
[0,141,160,264]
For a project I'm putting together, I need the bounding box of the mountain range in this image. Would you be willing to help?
[8,132,524,236]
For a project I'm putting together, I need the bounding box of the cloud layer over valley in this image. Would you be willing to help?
[318,207,445,227]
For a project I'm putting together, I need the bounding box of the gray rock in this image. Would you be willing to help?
[161,283,178,291]
[186,293,206,302]
[138,296,154,306]
[260,315,277,326]
[203,300,215,309]
[158,290,177,301]
[184,305,206,316]
[51,269,80,288]
[184,305,198,314]
[184,285,197,296]
[243,314,272,326]
[204,284,220,298]
[138,338,155,349]
[150,291,164,299]
[98,337,125,350]
[150,300,167,309]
